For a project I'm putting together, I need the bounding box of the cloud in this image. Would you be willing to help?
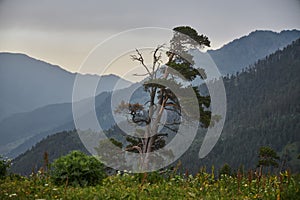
[1,0,299,35]
[0,0,299,74]
[0,0,203,31]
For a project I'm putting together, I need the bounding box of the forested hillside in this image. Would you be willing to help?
[10,38,300,176]
[10,130,89,175]
[208,29,300,74]
[182,38,300,173]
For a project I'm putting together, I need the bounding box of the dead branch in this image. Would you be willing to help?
[125,145,142,154]
[163,125,178,133]
[152,44,164,73]
[131,49,151,76]
[133,73,150,76]
[163,121,181,126]
[164,107,182,116]
[156,133,168,137]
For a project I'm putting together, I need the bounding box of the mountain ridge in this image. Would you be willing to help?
[0,52,132,120]
[214,30,299,50]
[208,29,300,74]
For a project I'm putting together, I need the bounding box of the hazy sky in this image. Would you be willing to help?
[0,0,299,78]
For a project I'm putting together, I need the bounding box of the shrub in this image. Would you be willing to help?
[50,151,106,186]
[219,163,232,178]
[0,155,10,179]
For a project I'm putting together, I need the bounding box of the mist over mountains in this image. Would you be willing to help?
[0,30,299,172]
[10,37,300,175]
[0,53,132,121]
[208,29,300,74]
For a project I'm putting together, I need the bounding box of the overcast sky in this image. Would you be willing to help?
[0,0,299,77]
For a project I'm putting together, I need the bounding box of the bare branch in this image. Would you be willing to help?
[132,117,151,125]
[131,49,151,76]
[156,133,168,137]
[133,73,150,76]
[164,107,182,116]
[163,121,181,125]
[165,102,180,109]
[144,101,151,105]
[152,45,165,79]
[163,125,178,133]
[153,62,160,79]
[152,44,164,73]
[125,145,142,154]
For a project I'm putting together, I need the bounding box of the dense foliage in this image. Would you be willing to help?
[3,148,299,199]
[50,151,106,187]
[258,146,280,168]
[219,163,232,178]
[0,169,299,199]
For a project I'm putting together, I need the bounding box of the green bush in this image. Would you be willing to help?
[219,163,232,178]
[50,151,106,187]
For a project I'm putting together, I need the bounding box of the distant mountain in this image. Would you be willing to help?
[10,130,90,176]
[10,38,300,176]
[2,29,298,122]
[208,30,300,75]
[0,91,107,157]
[2,29,299,160]
[0,83,147,157]
[0,53,132,120]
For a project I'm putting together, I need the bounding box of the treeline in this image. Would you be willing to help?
[180,38,300,173]
[9,130,90,175]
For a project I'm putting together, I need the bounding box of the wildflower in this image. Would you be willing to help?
[9,193,17,197]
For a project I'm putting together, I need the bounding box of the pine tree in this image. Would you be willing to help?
[115,26,211,170]
[257,146,280,176]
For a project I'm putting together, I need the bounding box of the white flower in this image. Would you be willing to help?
[9,193,17,197]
